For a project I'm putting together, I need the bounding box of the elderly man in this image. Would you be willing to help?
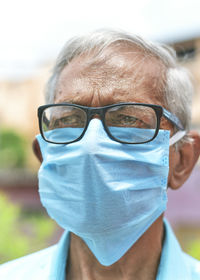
[1,29,200,279]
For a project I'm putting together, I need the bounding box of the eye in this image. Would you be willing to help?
[119,115,138,125]
[108,114,139,126]
[108,113,151,128]
[52,114,85,128]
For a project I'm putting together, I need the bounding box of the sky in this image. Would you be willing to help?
[1,0,200,79]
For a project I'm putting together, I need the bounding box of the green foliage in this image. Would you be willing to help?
[0,193,56,264]
[187,239,200,260]
[0,128,27,168]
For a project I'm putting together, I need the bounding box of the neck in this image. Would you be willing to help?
[66,216,164,280]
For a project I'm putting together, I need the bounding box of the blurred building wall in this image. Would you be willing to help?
[171,37,200,130]
[0,64,51,139]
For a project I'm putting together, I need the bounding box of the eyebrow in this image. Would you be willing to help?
[55,100,74,105]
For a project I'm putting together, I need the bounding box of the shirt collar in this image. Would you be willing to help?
[49,219,191,280]
[49,231,70,280]
[156,219,190,280]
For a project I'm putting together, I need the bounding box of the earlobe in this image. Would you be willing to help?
[168,131,200,190]
[32,138,43,163]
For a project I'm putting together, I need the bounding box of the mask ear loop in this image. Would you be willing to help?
[169,131,186,146]
[167,130,186,190]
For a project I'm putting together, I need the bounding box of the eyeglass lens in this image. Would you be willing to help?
[105,105,157,143]
[41,106,87,143]
[41,104,157,144]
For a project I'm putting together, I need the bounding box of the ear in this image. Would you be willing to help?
[168,131,200,190]
[32,138,43,163]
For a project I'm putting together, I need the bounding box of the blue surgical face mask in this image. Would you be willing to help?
[37,119,170,266]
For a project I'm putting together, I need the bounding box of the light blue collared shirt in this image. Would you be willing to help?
[0,220,200,279]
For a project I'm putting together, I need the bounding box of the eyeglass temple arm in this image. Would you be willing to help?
[163,108,184,131]
[162,108,186,145]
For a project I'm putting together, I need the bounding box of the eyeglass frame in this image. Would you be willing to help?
[37,102,185,145]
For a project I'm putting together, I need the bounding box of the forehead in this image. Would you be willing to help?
[55,46,166,107]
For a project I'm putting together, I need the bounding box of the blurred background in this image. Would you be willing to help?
[0,0,200,263]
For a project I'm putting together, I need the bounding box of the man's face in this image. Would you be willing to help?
[33,45,200,198]
[53,48,179,186]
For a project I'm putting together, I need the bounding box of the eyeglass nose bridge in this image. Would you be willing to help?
[84,107,112,141]
[87,107,105,122]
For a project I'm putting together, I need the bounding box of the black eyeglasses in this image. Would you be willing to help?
[37,103,184,145]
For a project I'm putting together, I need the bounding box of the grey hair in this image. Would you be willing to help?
[45,29,194,144]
